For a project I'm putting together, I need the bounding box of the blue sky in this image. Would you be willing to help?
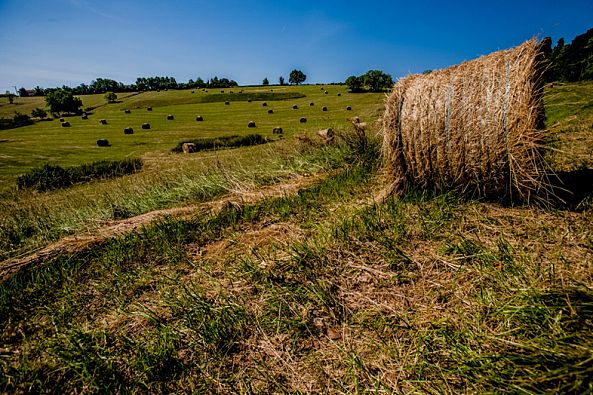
[0,0,591,92]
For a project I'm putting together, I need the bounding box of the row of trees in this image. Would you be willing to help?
[262,69,306,86]
[542,27,593,82]
[345,70,394,92]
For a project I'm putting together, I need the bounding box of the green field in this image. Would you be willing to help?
[0,82,592,393]
[0,85,382,187]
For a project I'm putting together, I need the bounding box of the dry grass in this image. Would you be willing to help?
[382,39,548,203]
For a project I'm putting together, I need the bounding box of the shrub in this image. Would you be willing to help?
[172,134,267,153]
[17,159,143,191]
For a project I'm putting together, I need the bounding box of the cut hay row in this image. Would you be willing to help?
[382,39,548,202]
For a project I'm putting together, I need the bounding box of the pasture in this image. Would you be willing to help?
[0,85,382,188]
[0,81,592,393]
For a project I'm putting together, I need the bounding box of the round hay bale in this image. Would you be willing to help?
[182,142,196,154]
[61,121,70,127]
[346,106,352,111]
[248,121,256,128]
[322,106,328,111]
[292,105,298,110]
[195,115,204,121]
[268,109,274,114]
[124,127,134,134]
[81,114,88,120]
[167,114,174,120]
[382,39,546,202]
[100,119,108,125]
[320,87,324,90]
[191,90,195,93]
[337,93,342,96]
[221,90,224,93]
[248,99,252,102]
[262,102,267,107]
[272,126,283,134]
[300,117,307,123]
[124,109,131,114]
[59,117,65,122]
[310,102,315,106]
[96,139,110,147]
[225,101,230,105]
[147,107,153,111]
[324,91,328,94]
[141,123,151,129]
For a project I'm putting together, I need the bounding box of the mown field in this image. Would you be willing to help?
[0,85,379,187]
[0,81,592,393]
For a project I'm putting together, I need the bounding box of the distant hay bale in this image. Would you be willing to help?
[81,114,88,120]
[310,102,315,106]
[324,91,328,94]
[292,105,298,109]
[272,126,283,134]
[167,114,174,120]
[322,106,328,111]
[59,118,65,122]
[248,120,256,128]
[262,102,268,107]
[317,128,334,143]
[61,121,70,127]
[337,93,342,96]
[248,99,252,102]
[382,39,547,202]
[124,127,134,134]
[124,109,131,114]
[300,117,307,123]
[100,119,108,125]
[346,106,352,110]
[96,139,110,147]
[268,109,274,114]
[147,107,153,111]
[141,123,151,129]
[221,90,224,93]
[182,142,196,153]
[225,101,230,105]
[195,115,204,121]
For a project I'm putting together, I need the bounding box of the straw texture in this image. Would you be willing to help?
[382,39,547,202]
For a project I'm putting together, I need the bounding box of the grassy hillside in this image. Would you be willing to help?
[0,85,381,187]
[0,82,592,393]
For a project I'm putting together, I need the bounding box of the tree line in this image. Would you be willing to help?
[542,27,592,82]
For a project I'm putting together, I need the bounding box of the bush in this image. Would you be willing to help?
[0,113,33,130]
[17,158,143,191]
[172,134,267,153]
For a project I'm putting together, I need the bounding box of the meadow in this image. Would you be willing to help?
[0,81,592,393]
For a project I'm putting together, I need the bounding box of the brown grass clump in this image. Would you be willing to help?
[382,39,548,203]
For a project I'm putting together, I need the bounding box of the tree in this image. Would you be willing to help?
[279,76,285,86]
[104,91,117,103]
[31,108,48,119]
[345,76,363,92]
[362,70,393,92]
[289,69,306,85]
[262,77,269,85]
[44,88,83,115]
[19,87,29,97]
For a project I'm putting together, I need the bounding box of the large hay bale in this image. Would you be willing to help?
[248,121,256,128]
[346,106,352,111]
[147,107,152,111]
[300,117,307,123]
[292,105,298,109]
[81,114,88,120]
[268,109,274,114]
[272,126,283,134]
[96,139,110,147]
[322,106,328,111]
[141,123,151,129]
[167,114,174,120]
[195,115,204,121]
[61,121,70,127]
[382,39,546,202]
[124,127,134,134]
[262,102,267,107]
[124,109,131,114]
[225,101,230,105]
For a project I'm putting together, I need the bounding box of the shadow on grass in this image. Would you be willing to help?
[549,168,593,210]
